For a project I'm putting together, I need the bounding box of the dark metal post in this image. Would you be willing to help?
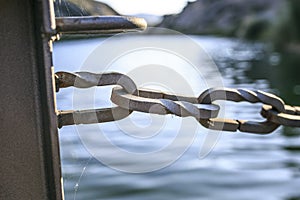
[0,0,63,199]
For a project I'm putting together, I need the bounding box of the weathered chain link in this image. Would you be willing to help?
[57,107,131,128]
[261,105,300,127]
[197,88,285,133]
[55,71,300,133]
[56,71,136,128]
[56,71,138,94]
[111,87,220,120]
[56,71,220,127]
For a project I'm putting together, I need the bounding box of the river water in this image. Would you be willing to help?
[53,35,300,200]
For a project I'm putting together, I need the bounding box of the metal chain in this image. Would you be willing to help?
[56,71,137,128]
[110,87,220,120]
[261,105,300,127]
[197,88,285,133]
[55,71,300,133]
[56,71,220,127]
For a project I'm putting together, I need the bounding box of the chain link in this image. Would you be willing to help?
[55,71,300,133]
[57,107,131,128]
[56,71,137,128]
[197,88,285,133]
[261,105,300,127]
[111,87,220,120]
[56,71,138,94]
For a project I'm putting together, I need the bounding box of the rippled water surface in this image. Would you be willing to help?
[53,35,300,200]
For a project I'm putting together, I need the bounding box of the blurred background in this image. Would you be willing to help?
[54,0,300,199]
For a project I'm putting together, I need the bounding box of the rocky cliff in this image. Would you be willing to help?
[159,0,284,40]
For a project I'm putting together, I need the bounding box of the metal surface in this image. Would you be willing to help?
[197,88,285,133]
[0,0,63,199]
[55,16,147,34]
[198,88,286,112]
[261,105,300,127]
[56,71,137,127]
[55,71,299,134]
[111,87,220,119]
[56,71,137,94]
[58,107,132,128]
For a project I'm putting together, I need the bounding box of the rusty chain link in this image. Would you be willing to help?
[56,71,220,127]
[55,71,300,133]
[110,87,220,120]
[56,71,137,128]
[261,105,300,127]
[197,88,285,133]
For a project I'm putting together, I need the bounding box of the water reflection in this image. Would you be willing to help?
[206,38,300,138]
[247,51,300,105]
[54,36,300,200]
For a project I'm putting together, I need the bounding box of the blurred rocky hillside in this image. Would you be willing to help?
[159,0,283,38]
[159,0,300,49]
